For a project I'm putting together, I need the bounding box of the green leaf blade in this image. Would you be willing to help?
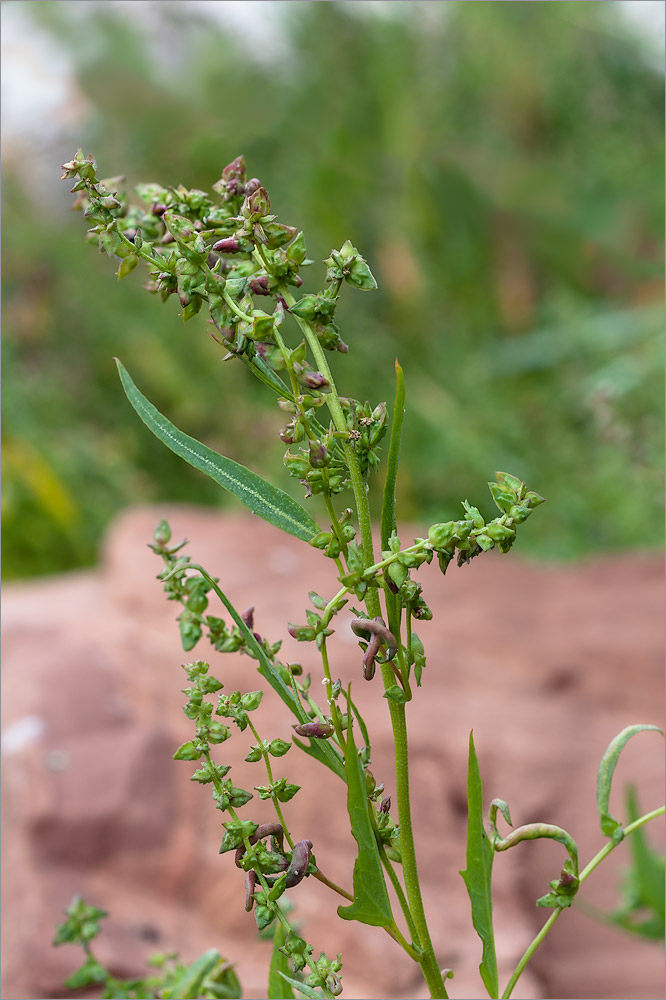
[161,949,220,999]
[277,973,323,999]
[380,359,405,549]
[337,704,393,929]
[459,732,499,999]
[116,360,320,543]
[196,569,346,782]
[268,922,296,999]
[597,725,664,841]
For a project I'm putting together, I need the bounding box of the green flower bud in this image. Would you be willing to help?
[428,521,455,549]
[309,440,330,468]
[153,518,171,547]
[163,211,196,241]
[288,623,316,642]
[242,186,271,221]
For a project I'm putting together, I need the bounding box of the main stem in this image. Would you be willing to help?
[285,290,447,999]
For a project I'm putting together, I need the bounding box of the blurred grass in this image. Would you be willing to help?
[2,0,663,579]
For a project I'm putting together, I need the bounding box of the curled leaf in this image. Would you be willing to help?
[597,724,664,843]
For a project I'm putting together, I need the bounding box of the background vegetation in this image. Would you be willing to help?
[3,0,664,579]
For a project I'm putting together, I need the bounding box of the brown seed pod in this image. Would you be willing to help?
[285,839,313,888]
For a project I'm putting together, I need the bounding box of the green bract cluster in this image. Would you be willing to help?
[53,896,241,999]
[61,150,384,508]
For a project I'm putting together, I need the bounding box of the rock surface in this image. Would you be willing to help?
[2,506,663,1000]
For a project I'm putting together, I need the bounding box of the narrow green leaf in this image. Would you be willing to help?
[116,360,320,543]
[380,360,405,647]
[193,566,346,782]
[597,725,663,842]
[162,949,220,999]
[459,732,499,999]
[268,922,295,999]
[380,359,405,551]
[242,350,294,400]
[625,786,665,922]
[277,973,322,999]
[337,697,393,928]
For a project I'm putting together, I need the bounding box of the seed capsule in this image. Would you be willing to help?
[285,839,313,888]
[292,721,335,739]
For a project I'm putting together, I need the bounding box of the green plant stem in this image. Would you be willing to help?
[282,289,447,998]
[323,486,348,557]
[280,287,377,580]
[501,805,665,999]
[247,717,295,850]
[378,839,420,948]
[219,787,336,999]
[311,867,354,902]
[385,922,423,963]
[389,700,448,998]
[319,637,346,743]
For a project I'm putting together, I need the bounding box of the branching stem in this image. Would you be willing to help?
[501,805,665,999]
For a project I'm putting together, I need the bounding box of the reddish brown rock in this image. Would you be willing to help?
[1,506,663,999]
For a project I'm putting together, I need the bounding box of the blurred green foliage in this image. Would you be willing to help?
[3,0,663,579]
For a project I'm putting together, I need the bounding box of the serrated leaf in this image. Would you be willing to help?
[268,922,295,999]
[459,732,499,999]
[597,725,664,841]
[337,702,393,929]
[116,360,320,543]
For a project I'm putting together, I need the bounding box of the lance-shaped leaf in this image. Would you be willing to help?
[277,974,322,999]
[604,785,666,939]
[597,724,664,842]
[116,360,320,543]
[268,922,295,999]
[337,696,393,928]
[161,949,222,999]
[380,361,405,638]
[459,732,499,999]
[187,565,346,782]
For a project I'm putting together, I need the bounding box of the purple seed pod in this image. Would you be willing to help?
[285,839,313,888]
[300,371,330,391]
[244,870,257,911]
[212,236,241,254]
[279,423,296,445]
[292,721,335,739]
[235,822,285,868]
[351,617,398,680]
[362,635,381,680]
[292,274,303,288]
[241,606,255,630]
[245,177,262,196]
[248,275,270,295]
[151,202,167,217]
[328,974,343,997]
[222,155,246,183]
[251,822,284,847]
[380,795,392,814]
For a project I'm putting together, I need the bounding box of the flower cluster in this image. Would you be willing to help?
[62,150,385,519]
